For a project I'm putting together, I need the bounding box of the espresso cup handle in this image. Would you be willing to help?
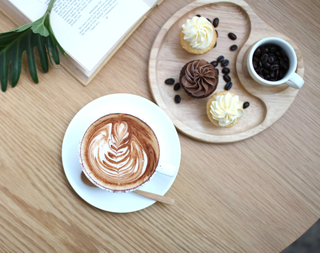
[156,163,177,177]
[285,72,304,89]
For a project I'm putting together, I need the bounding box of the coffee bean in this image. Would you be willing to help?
[243,101,250,109]
[279,58,285,67]
[216,69,219,75]
[213,18,219,27]
[263,69,270,75]
[217,55,224,62]
[214,42,217,48]
[174,95,181,103]
[254,48,262,57]
[174,83,181,91]
[270,46,277,53]
[265,74,270,80]
[279,69,286,79]
[270,64,279,71]
[165,78,175,85]
[262,47,269,53]
[221,59,229,67]
[224,81,233,90]
[228,32,237,40]
[230,45,238,51]
[253,56,259,62]
[270,72,275,79]
[215,30,218,37]
[223,74,231,82]
[283,56,289,62]
[260,54,268,63]
[259,68,264,76]
[263,62,271,69]
[211,61,218,67]
[222,68,230,74]
[207,18,211,23]
[196,14,201,17]
[267,56,274,63]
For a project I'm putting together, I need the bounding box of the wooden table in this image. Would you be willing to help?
[0,0,319,252]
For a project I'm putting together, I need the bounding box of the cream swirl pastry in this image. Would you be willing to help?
[209,92,244,127]
[179,59,218,98]
[182,16,214,49]
[80,114,160,192]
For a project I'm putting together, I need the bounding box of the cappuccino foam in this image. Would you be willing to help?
[80,113,160,192]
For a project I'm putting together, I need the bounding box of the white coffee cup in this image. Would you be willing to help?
[247,37,304,89]
[79,113,177,193]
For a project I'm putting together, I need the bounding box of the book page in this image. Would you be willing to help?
[9,0,151,72]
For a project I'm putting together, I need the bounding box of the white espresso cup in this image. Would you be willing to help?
[247,37,304,89]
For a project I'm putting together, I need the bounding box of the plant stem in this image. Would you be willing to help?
[47,0,56,14]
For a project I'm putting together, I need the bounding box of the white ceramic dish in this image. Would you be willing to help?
[62,94,181,213]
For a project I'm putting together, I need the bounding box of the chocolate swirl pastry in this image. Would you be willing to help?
[80,113,160,192]
[179,59,218,98]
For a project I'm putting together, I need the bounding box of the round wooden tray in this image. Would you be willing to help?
[148,0,304,143]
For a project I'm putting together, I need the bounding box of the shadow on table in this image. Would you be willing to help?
[282,219,320,253]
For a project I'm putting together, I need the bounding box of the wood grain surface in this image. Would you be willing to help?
[148,0,304,143]
[0,0,319,252]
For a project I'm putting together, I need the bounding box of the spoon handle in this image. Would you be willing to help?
[81,172,174,205]
[134,190,175,205]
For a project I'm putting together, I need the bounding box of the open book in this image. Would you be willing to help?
[0,0,163,85]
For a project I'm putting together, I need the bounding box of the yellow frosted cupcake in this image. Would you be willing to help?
[206,91,244,128]
[179,16,217,55]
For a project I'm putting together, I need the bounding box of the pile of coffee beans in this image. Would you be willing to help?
[207,17,239,91]
[165,78,182,103]
[253,44,289,81]
[211,55,233,91]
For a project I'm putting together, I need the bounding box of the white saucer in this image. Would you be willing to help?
[62,94,181,213]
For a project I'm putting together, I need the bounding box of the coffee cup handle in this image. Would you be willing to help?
[285,73,304,89]
[156,163,177,177]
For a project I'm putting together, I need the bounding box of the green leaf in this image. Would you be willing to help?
[0,23,33,37]
[25,30,38,83]
[12,23,33,33]
[31,16,50,37]
[35,33,49,73]
[45,15,65,55]
[1,50,8,92]
[0,32,21,49]
[0,0,65,91]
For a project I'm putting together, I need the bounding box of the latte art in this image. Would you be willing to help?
[89,121,148,184]
[80,114,159,192]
